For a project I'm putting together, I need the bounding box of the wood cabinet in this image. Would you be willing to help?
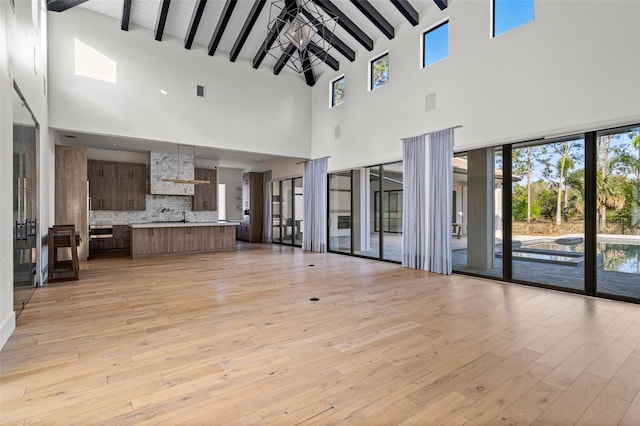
[131,227,172,257]
[89,160,146,211]
[192,168,217,211]
[55,146,88,260]
[113,225,131,249]
[131,225,236,258]
[238,172,264,243]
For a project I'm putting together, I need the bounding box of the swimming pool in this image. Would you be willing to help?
[600,243,640,274]
[501,240,640,274]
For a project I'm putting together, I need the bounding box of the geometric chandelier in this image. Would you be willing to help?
[265,0,338,74]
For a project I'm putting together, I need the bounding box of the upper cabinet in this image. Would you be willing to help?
[192,168,217,211]
[89,160,146,211]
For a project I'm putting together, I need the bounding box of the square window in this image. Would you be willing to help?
[370,53,389,91]
[331,76,345,107]
[423,21,449,68]
[493,0,534,37]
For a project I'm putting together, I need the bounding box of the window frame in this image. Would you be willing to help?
[368,51,389,92]
[330,75,345,108]
[421,19,450,69]
[491,0,535,38]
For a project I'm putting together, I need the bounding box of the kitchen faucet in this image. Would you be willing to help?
[182,211,186,223]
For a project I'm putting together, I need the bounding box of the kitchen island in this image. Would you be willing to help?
[130,222,237,258]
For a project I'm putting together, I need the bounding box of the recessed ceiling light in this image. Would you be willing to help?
[112,143,119,147]
[160,89,167,95]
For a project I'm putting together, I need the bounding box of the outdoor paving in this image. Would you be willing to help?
[331,232,640,301]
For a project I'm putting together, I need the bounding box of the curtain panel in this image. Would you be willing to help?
[402,136,427,269]
[303,158,328,253]
[428,128,454,274]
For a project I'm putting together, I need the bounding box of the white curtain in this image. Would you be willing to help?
[402,136,427,269]
[428,128,454,274]
[263,170,272,243]
[303,158,327,252]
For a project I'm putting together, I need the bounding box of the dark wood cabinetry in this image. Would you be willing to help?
[131,224,236,258]
[55,146,89,260]
[89,160,146,211]
[192,168,217,211]
[113,225,131,249]
[131,227,172,257]
[238,172,264,243]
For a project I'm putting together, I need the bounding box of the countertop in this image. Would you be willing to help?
[130,221,239,229]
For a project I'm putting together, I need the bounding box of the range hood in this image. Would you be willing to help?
[150,151,200,195]
[159,145,210,185]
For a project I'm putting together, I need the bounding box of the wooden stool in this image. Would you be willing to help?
[48,225,80,282]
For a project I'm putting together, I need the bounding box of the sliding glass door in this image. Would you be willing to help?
[328,171,352,253]
[595,126,640,299]
[451,149,503,278]
[13,87,39,317]
[511,137,586,291]
[328,161,403,263]
[271,177,303,247]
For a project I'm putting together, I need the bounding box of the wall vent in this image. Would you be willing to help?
[196,85,206,98]
[425,92,436,112]
[334,125,341,139]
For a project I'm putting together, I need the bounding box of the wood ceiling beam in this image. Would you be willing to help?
[300,50,316,86]
[47,0,90,12]
[313,0,374,51]
[121,0,132,31]
[154,0,171,41]
[208,0,237,55]
[307,41,339,71]
[274,44,297,75]
[350,0,394,40]
[230,0,267,62]
[434,0,448,11]
[390,0,419,26]
[185,0,208,49]
[301,8,355,62]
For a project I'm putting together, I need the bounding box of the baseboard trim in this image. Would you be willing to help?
[0,311,16,350]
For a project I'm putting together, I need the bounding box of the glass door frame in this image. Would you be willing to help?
[454,126,639,305]
[271,177,302,248]
[327,161,403,264]
[12,82,41,318]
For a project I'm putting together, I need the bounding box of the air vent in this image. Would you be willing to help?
[334,125,341,139]
[425,92,436,112]
[196,85,206,98]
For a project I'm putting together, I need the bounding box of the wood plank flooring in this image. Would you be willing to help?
[1,243,640,425]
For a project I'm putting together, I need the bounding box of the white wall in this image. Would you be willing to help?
[47,7,312,159]
[311,0,640,172]
[217,167,243,220]
[1,0,52,349]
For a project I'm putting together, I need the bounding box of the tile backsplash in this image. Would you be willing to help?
[91,194,217,225]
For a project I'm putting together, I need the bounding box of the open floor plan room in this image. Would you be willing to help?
[1,245,639,425]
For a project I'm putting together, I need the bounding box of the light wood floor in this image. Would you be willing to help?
[1,243,640,425]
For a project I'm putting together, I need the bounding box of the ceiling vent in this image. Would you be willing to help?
[196,85,206,98]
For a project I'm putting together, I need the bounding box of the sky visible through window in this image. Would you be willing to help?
[494,0,534,37]
[423,21,449,68]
